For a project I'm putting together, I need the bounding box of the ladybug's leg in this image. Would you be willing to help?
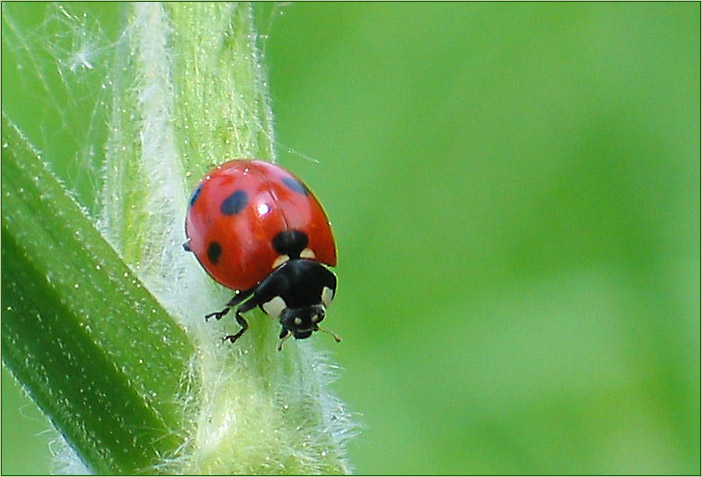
[222,298,257,343]
[277,330,292,351]
[204,287,255,321]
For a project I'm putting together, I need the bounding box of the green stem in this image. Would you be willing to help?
[3,2,353,474]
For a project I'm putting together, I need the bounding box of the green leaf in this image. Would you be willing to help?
[1,116,194,474]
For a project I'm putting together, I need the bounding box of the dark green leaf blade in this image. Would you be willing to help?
[1,116,195,474]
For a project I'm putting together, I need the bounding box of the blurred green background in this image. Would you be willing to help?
[2,2,699,474]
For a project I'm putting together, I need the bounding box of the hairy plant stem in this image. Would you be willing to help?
[100,3,353,474]
[3,2,353,474]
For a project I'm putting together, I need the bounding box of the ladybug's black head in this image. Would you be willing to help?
[277,304,340,350]
[280,304,325,340]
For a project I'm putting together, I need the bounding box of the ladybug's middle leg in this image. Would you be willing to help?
[204,287,254,321]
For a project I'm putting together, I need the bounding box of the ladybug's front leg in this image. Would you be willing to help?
[204,287,254,321]
[204,307,230,321]
[222,299,257,343]
[277,328,292,351]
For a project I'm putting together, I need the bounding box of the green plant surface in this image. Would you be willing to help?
[3,2,700,475]
[1,116,194,473]
[2,3,352,474]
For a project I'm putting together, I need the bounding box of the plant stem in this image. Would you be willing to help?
[100,3,354,474]
[3,3,353,474]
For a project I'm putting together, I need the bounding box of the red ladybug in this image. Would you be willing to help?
[184,159,340,349]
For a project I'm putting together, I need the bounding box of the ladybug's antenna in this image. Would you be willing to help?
[316,326,342,344]
[278,327,341,351]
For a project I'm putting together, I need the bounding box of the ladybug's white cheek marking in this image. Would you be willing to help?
[272,255,289,269]
[300,248,316,259]
[321,286,334,307]
[262,296,286,318]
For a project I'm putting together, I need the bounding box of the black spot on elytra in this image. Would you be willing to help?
[220,190,248,215]
[208,241,222,264]
[272,230,308,259]
[282,176,308,196]
[189,184,203,207]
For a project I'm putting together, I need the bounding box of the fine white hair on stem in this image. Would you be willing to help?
[126,3,205,324]
[49,434,92,475]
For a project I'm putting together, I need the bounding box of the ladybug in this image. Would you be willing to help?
[184,159,340,349]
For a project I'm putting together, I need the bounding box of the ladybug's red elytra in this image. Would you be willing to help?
[184,159,340,349]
